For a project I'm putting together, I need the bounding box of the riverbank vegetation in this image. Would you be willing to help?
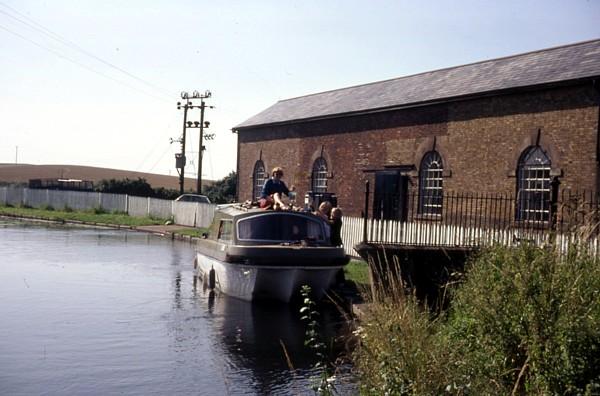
[95,177,179,199]
[344,260,370,287]
[353,244,600,395]
[94,171,237,204]
[0,204,164,227]
[172,227,210,238]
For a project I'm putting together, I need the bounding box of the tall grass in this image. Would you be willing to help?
[353,244,600,395]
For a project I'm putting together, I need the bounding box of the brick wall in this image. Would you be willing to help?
[237,84,600,217]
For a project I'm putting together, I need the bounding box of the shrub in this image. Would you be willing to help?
[447,244,600,394]
[96,178,180,200]
[353,255,454,395]
[204,171,237,204]
[91,206,107,215]
[96,177,154,197]
[353,244,600,395]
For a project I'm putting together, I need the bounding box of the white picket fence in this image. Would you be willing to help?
[340,216,366,257]
[344,216,600,257]
[10,186,592,257]
[0,186,216,228]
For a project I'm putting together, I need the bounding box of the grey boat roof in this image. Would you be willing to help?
[215,204,255,218]
[235,39,600,130]
[214,204,321,220]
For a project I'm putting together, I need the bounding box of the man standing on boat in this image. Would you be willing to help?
[260,167,291,210]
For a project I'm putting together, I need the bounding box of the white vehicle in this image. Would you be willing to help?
[175,194,211,204]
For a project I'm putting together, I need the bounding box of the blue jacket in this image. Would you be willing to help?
[261,178,289,198]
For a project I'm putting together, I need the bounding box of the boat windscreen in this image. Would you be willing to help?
[237,214,325,242]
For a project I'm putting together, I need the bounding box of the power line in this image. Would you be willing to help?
[136,137,169,171]
[0,23,171,103]
[135,111,180,171]
[0,3,176,100]
[147,144,173,173]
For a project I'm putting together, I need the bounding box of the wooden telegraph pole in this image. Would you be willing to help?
[175,90,213,195]
[176,93,191,195]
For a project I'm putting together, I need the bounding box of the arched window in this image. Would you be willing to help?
[418,151,443,216]
[311,157,328,193]
[516,146,551,222]
[252,160,267,201]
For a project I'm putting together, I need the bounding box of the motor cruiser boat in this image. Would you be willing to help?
[194,204,349,302]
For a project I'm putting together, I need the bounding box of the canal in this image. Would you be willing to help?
[0,221,354,395]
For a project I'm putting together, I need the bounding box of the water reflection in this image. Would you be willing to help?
[192,287,352,395]
[0,222,355,394]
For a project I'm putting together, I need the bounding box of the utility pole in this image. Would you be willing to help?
[175,90,213,195]
[197,94,208,194]
[175,94,191,195]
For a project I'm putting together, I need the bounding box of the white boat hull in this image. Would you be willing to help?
[196,252,342,302]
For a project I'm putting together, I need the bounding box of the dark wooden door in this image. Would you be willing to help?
[373,170,408,221]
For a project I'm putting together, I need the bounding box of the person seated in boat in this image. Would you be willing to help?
[329,207,343,246]
[313,201,333,240]
[314,201,332,221]
[260,167,291,210]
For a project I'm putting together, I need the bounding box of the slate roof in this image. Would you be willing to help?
[235,39,600,130]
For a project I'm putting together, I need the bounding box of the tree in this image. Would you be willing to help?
[96,178,179,199]
[96,178,154,197]
[204,171,237,204]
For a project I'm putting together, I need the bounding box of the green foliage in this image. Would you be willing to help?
[95,178,179,200]
[173,227,210,238]
[91,206,108,215]
[204,171,237,204]
[153,186,180,200]
[300,285,338,395]
[96,177,155,197]
[344,260,370,286]
[352,258,453,395]
[354,244,600,395]
[94,174,235,202]
[41,204,54,211]
[447,244,600,394]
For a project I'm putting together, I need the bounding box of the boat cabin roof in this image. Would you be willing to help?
[206,204,331,245]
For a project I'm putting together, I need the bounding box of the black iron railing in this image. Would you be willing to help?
[360,181,600,250]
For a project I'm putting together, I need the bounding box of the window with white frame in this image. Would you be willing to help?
[418,151,443,216]
[516,146,551,222]
[252,160,267,200]
[311,157,328,193]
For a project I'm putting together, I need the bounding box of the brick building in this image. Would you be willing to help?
[233,40,600,220]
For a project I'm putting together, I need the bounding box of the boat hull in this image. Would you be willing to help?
[195,252,344,302]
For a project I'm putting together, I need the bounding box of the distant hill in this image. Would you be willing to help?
[0,164,211,191]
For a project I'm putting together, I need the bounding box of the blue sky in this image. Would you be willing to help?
[1,0,599,180]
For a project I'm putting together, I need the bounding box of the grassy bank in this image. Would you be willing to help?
[344,259,370,287]
[353,244,600,395]
[0,204,164,227]
[172,227,210,238]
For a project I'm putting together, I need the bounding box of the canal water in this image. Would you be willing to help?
[0,221,355,395]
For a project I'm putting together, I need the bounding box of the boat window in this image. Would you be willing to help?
[218,220,233,241]
[237,213,325,242]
